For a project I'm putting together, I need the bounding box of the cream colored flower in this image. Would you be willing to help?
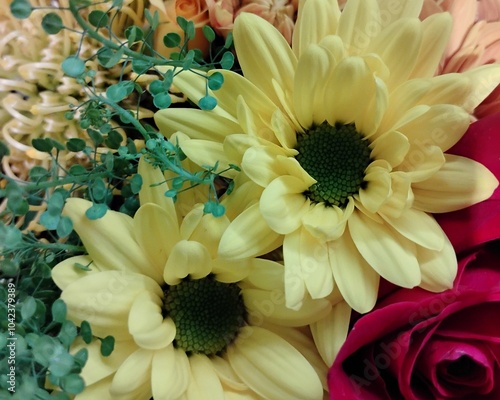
[154,0,500,315]
[52,158,330,399]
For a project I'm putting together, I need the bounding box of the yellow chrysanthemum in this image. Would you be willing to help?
[154,0,500,313]
[51,158,330,400]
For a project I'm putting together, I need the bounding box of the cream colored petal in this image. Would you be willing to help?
[241,145,290,188]
[244,258,284,291]
[210,356,248,392]
[164,240,212,285]
[310,300,351,366]
[394,104,470,152]
[271,108,298,150]
[358,165,392,214]
[128,291,175,350]
[237,95,277,143]
[349,210,421,288]
[356,75,389,137]
[211,258,251,283]
[184,354,224,399]
[134,204,180,280]
[398,144,445,183]
[410,12,452,78]
[218,203,284,260]
[187,212,231,258]
[293,44,333,128]
[376,171,413,219]
[110,348,153,398]
[324,56,377,126]
[292,0,340,57]
[461,64,500,113]
[377,0,424,26]
[367,18,422,90]
[272,78,302,131]
[152,345,190,399]
[138,156,177,217]
[370,130,410,168]
[62,198,153,278]
[227,326,323,400]
[328,231,379,313]
[52,255,98,290]
[216,70,277,124]
[418,235,457,292]
[179,205,204,240]
[243,288,331,327]
[233,13,296,107]
[62,270,162,340]
[74,375,113,400]
[412,154,499,213]
[283,229,307,310]
[302,202,350,242]
[224,134,289,167]
[337,0,381,55]
[180,139,236,177]
[260,176,311,234]
[73,337,137,387]
[379,208,445,251]
[154,108,240,142]
[220,179,263,221]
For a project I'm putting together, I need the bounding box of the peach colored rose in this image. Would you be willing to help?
[421,0,500,118]
[150,0,210,58]
[206,0,297,43]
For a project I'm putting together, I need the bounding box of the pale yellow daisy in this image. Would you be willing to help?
[51,158,330,400]
[154,0,500,313]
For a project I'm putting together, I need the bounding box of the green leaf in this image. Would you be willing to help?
[0,258,19,277]
[87,129,103,145]
[79,321,92,344]
[220,51,234,69]
[57,216,73,238]
[58,320,77,347]
[42,12,64,34]
[66,138,86,152]
[185,20,195,40]
[130,174,143,194]
[96,47,124,68]
[49,138,66,151]
[106,82,132,102]
[132,58,151,74]
[176,16,189,33]
[21,296,37,320]
[40,210,61,230]
[100,336,115,356]
[29,166,50,182]
[7,194,29,216]
[10,0,32,19]
[90,178,107,201]
[32,138,53,153]
[73,348,88,369]
[199,95,217,111]
[85,203,108,220]
[148,80,164,96]
[208,72,224,90]
[144,9,159,30]
[51,299,67,323]
[153,92,172,109]
[88,10,109,28]
[202,25,216,42]
[69,164,87,176]
[163,32,181,48]
[60,374,85,395]
[49,348,74,377]
[62,56,86,78]
[105,130,123,149]
[224,32,233,49]
[182,50,195,70]
[125,25,144,46]
[0,140,10,159]
[0,224,23,248]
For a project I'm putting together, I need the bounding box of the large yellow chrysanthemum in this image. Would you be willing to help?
[155,0,500,313]
[51,158,330,400]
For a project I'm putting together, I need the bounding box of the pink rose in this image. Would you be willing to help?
[328,114,500,399]
[328,244,500,400]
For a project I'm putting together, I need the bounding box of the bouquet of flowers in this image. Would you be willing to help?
[1,0,499,399]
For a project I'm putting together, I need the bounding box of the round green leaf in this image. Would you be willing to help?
[21,296,37,320]
[125,25,144,45]
[62,56,85,78]
[88,10,109,28]
[202,25,216,42]
[85,203,108,220]
[73,348,88,369]
[148,79,164,96]
[130,174,143,194]
[153,92,172,109]
[66,138,86,152]
[42,13,64,34]
[220,51,234,70]
[60,374,85,395]
[79,321,92,344]
[208,72,224,90]
[49,349,74,377]
[163,32,181,48]
[69,164,87,176]
[51,299,67,323]
[1,258,20,277]
[199,95,217,111]
[29,166,50,182]
[32,138,53,153]
[56,216,73,238]
[100,336,115,356]
[90,179,107,201]
[10,0,32,19]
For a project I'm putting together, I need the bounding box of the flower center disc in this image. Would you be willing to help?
[295,122,371,208]
[163,275,246,355]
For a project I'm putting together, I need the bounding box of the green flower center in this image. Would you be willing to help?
[295,122,371,208]
[163,275,246,356]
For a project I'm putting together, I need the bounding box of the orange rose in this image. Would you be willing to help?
[150,0,210,58]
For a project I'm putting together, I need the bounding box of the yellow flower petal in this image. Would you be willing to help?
[243,288,331,327]
[370,130,410,168]
[283,229,307,310]
[378,0,424,26]
[260,176,311,234]
[164,240,212,285]
[227,326,323,400]
[151,345,190,399]
[310,301,351,366]
[349,210,421,288]
[418,235,457,292]
[180,139,235,177]
[51,255,97,290]
[74,375,113,400]
[241,145,291,187]
[187,212,230,259]
[218,203,284,260]
[328,231,379,313]
[128,291,175,350]
[413,154,499,212]
[211,258,251,283]
[110,348,153,398]
[302,201,350,241]
[358,164,392,214]
[185,354,224,399]
[62,271,162,340]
